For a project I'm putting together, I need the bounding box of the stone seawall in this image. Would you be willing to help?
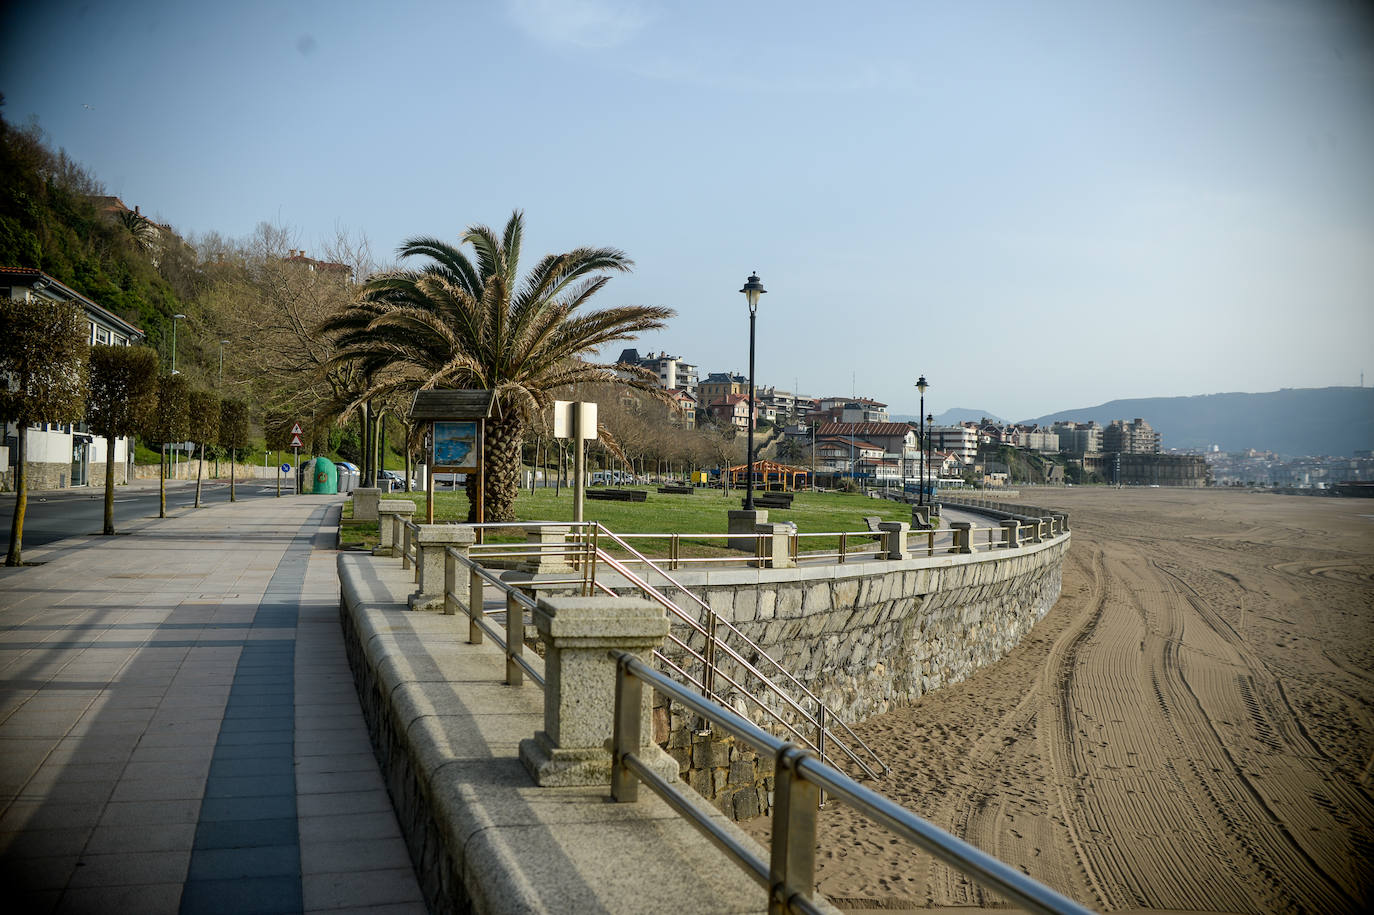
[656,535,1069,728]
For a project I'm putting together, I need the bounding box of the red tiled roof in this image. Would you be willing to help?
[817,422,912,437]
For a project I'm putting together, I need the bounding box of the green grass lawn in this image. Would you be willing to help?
[341,486,926,557]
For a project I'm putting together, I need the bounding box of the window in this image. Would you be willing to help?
[96,327,110,345]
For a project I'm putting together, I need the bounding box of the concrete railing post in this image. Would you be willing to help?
[949,521,973,554]
[409,524,477,610]
[878,521,910,560]
[352,486,382,522]
[520,524,574,574]
[520,596,679,787]
[374,500,417,557]
[1000,519,1020,549]
[755,522,795,569]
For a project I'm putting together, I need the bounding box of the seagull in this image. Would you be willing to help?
[83,104,95,110]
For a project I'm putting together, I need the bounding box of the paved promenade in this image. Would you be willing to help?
[0,490,425,913]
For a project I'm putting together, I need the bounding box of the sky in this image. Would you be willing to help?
[2,0,1372,421]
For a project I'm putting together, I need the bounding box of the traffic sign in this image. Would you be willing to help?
[290,422,303,436]
[289,433,303,448]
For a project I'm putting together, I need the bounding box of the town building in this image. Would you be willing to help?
[927,424,979,465]
[705,393,753,432]
[696,372,746,409]
[615,349,699,397]
[1052,421,1103,455]
[1103,418,1161,454]
[1,269,146,491]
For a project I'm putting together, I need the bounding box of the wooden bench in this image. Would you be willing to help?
[749,492,794,509]
[585,489,648,502]
[657,485,695,495]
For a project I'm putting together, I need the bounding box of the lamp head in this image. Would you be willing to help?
[173,313,186,320]
[740,272,766,313]
[916,375,928,395]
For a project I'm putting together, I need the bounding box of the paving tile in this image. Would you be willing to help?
[84,821,197,854]
[295,769,384,796]
[300,807,401,846]
[187,843,300,881]
[0,852,78,891]
[192,816,298,851]
[179,875,302,914]
[300,837,412,875]
[65,848,191,888]
[0,800,104,832]
[203,772,296,799]
[296,791,395,818]
[197,793,297,822]
[54,882,183,915]
[97,799,202,827]
[302,867,426,910]
[208,754,295,779]
[0,825,91,859]
[109,775,206,802]
[312,904,428,915]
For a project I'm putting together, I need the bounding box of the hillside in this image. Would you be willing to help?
[1023,387,1374,456]
[891,408,1005,426]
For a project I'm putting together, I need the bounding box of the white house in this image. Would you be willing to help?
[1,268,146,491]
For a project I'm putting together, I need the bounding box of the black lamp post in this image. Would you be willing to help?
[740,272,766,511]
[915,375,928,505]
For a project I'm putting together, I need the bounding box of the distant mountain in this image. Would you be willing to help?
[1021,387,1374,456]
[891,408,1005,425]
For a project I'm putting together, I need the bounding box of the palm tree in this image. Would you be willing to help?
[324,210,673,522]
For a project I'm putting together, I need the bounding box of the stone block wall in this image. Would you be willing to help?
[654,694,773,821]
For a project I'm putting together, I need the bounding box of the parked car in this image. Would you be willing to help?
[378,470,405,492]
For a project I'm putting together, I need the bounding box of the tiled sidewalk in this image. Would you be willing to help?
[0,495,425,914]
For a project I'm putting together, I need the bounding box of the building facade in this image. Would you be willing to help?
[1,269,146,491]
[1103,418,1161,454]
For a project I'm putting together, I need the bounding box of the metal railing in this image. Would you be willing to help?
[437,522,890,781]
[610,651,1096,915]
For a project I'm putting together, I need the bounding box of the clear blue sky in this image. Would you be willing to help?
[3,0,1371,422]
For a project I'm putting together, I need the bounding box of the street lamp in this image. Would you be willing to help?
[740,272,766,511]
[171,314,186,374]
[915,375,928,505]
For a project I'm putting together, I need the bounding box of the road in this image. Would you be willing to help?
[0,477,299,550]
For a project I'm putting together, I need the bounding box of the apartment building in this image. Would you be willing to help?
[927,424,979,464]
[1,269,146,491]
[1103,418,1161,454]
[616,349,699,397]
[697,372,746,408]
[1052,421,1103,455]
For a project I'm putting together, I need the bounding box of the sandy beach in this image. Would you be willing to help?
[743,488,1374,913]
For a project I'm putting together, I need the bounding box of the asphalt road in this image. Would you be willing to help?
[0,477,301,550]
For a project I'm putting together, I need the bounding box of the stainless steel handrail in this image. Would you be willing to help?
[585,523,890,780]
[610,652,1095,915]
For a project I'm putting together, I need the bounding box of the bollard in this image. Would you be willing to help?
[519,596,679,787]
[374,500,417,557]
[878,521,910,560]
[949,521,973,554]
[408,524,477,610]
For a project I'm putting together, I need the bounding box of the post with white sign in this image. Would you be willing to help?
[553,400,597,524]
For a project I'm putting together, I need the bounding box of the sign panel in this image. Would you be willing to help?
[552,400,598,440]
[290,422,303,436]
[289,433,303,448]
[432,421,479,472]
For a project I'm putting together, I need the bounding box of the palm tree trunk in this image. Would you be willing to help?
[6,424,29,565]
[103,431,117,535]
[466,414,524,523]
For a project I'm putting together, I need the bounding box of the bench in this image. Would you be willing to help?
[657,485,695,495]
[749,492,794,509]
[585,489,648,502]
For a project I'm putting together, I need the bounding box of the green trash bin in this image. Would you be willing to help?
[308,456,338,495]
